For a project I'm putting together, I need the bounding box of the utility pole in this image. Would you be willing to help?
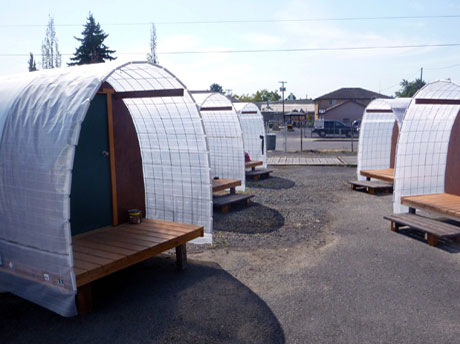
[420,67,423,81]
[279,81,287,152]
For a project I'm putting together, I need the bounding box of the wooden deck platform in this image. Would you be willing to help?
[211,178,253,212]
[246,168,273,181]
[401,193,460,221]
[245,160,263,170]
[73,218,204,313]
[212,178,241,193]
[349,180,393,194]
[384,213,460,246]
[360,168,394,183]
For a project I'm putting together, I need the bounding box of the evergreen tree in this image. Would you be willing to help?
[68,13,116,65]
[28,52,37,72]
[41,15,61,69]
[146,23,159,64]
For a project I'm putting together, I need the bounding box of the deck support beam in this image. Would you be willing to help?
[76,284,93,315]
[176,244,187,270]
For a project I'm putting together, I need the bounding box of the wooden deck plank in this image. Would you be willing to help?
[360,168,394,183]
[131,221,196,235]
[73,251,114,266]
[73,245,126,260]
[245,160,263,169]
[78,235,148,252]
[74,240,136,257]
[212,178,241,192]
[401,193,460,221]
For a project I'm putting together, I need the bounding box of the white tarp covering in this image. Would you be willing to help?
[357,98,411,181]
[234,102,267,168]
[393,80,460,213]
[192,92,245,191]
[0,61,212,316]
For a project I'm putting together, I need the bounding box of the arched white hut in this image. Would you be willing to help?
[191,91,246,191]
[233,102,267,168]
[0,61,212,316]
[357,98,411,182]
[393,80,460,214]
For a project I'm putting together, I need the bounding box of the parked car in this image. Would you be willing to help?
[312,120,352,138]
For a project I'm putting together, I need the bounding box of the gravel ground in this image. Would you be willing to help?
[208,166,339,250]
[2,162,460,344]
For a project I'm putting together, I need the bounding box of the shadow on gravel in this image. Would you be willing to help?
[214,202,285,234]
[0,258,285,344]
[396,227,460,254]
[247,176,295,190]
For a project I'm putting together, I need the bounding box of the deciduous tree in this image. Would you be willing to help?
[41,15,61,69]
[146,23,159,64]
[395,78,425,97]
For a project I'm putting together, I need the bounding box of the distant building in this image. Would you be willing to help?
[314,88,391,125]
[257,99,315,124]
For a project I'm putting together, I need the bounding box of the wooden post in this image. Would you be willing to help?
[100,88,118,226]
[409,207,416,214]
[427,234,438,246]
[176,244,187,270]
[76,284,93,314]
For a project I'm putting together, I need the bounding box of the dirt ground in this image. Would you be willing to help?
[2,164,460,343]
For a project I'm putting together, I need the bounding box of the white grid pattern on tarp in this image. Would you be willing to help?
[393,81,460,213]
[108,65,213,239]
[193,92,245,191]
[357,98,410,181]
[0,61,212,317]
[234,102,267,168]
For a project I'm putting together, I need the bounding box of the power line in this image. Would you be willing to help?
[2,42,460,57]
[1,14,460,28]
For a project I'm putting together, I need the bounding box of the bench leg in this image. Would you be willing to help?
[222,204,230,213]
[366,177,371,181]
[368,187,375,195]
[253,175,259,181]
[246,198,251,206]
[76,284,93,315]
[391,222,399,232]
[426,234,438,246]
[176,244,187,270]
[409,207,416,214]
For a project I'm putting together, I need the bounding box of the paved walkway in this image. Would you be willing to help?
[268,155,356,166]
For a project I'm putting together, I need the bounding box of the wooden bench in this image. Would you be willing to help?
[360,168,394,183]
[349,179,393,194]
[212,178,253,213]
[384,193,460,246]
[73,218,204,313]
[384,213,460,246]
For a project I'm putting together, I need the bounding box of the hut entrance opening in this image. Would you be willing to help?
[70,94,113,235]
[70,88,146,236]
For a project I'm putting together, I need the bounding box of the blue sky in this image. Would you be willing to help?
[2,0,460,98]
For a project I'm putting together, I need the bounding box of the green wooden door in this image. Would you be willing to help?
[70,94,113,235]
